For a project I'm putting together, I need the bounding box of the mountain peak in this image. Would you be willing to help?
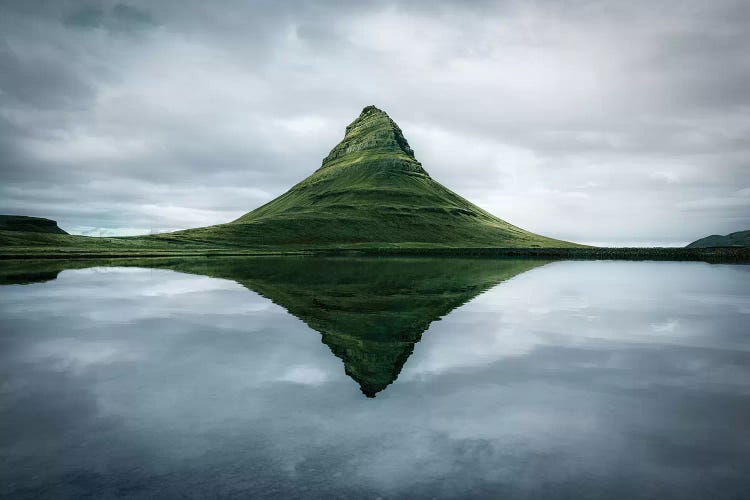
[319,105,424,174]
[350,105,395,130]
[229,105,576,250]
[359,104,386,115]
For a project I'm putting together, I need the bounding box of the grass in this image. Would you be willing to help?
[1,106,576,254]
[2,237,747,262]
[687,230,750,248]
[144,106,579,250]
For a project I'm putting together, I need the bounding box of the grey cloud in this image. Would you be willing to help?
[0,42,93,110]
[64,5,107,29]
[0,0,748,241]
[64,3,157,32]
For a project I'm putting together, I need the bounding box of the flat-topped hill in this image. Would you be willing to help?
[0,215,67,234]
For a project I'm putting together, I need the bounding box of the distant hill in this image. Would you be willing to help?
[686,230,750,248]
[154,105,578,249]
[0,215,67,234]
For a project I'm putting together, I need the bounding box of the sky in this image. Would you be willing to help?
[0,0,748,245]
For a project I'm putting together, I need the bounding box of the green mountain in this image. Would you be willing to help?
[152,106,577,249]
[0,215,67,234]
[0,256,548,396]
[686,230,750,248]
[0,106,578,254]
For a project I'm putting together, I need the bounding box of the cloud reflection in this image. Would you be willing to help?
[0,259,749,498]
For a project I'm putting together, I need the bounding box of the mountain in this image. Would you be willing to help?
[0,215,67,234]
[686,230,750,248]
[155,106,577,249]
[0,106,579,253]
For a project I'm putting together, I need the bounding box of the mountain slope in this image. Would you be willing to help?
[686,230,750,248]
[157,106,578,249]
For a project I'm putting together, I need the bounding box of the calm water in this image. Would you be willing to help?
[1,258,748,499]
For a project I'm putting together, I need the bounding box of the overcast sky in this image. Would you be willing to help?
[1,0,748,245]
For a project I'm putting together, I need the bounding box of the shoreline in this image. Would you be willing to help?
[1,246,748,263]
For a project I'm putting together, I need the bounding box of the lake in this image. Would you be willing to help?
[1,257,748,499]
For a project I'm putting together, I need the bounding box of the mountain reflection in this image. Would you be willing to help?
[0,257,548,396]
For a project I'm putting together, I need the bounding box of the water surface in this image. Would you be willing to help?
[1,258,748,499]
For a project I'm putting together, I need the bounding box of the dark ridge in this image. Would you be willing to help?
[0,215,68,234]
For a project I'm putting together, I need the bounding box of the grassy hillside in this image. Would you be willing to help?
[2,106,579,254]
[686,230,750,248]
[148,106,579,249]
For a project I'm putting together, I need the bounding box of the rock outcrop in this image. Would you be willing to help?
[0,215,68,234]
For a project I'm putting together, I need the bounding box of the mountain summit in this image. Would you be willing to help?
[156,105,578,248]
[317,105,424,174]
